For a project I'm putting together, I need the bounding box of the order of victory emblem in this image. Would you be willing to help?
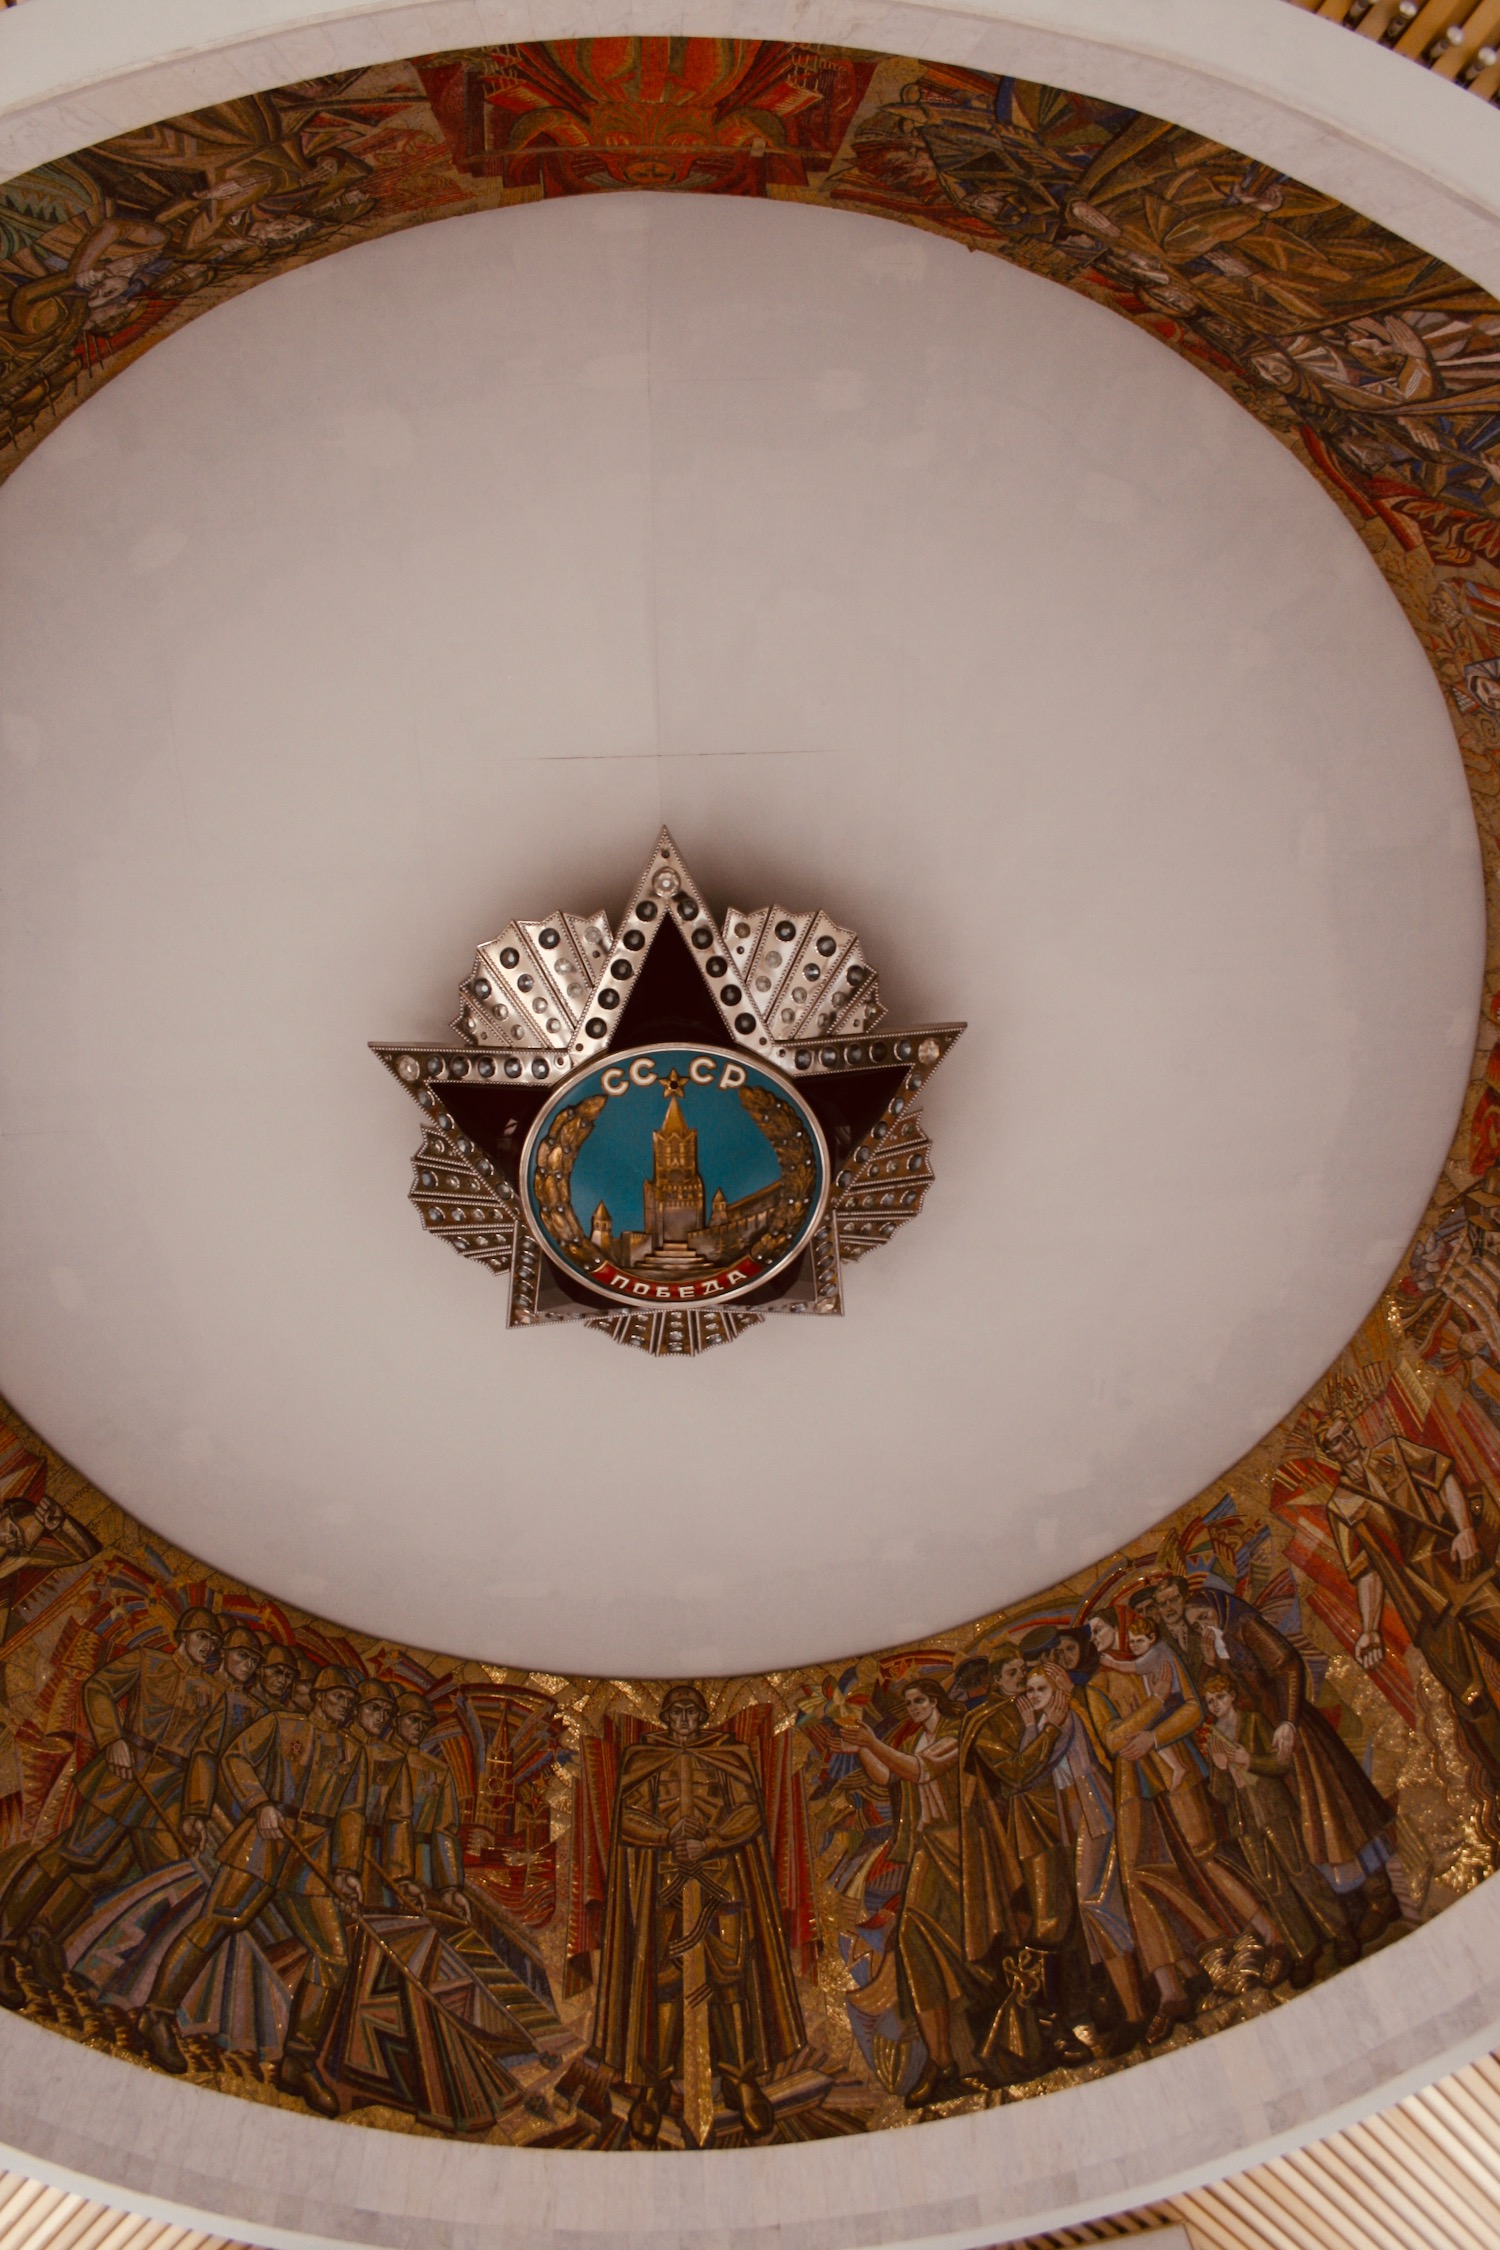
[372,833,963,1356]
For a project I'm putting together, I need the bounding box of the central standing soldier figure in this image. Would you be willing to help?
[137,1664,367,2113]
[0,1606,226,2006]
[590,1684,804,2148]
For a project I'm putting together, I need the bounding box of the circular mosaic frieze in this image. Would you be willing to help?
[4,24,1500,2227]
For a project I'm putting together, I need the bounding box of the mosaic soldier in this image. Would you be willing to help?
[289,1650,318,1714]
[351,1677,414,1908]
[218,1626,265,1736]
[257,1641,297,1712]
[0,1606,227,2006]
[591,1684,804,2148]
[212,1625,270,1832]
[137,1665,367,2114]
[392,1691,468,1917]
[1182,1585,1397,1941]
[1315,1416,1500,1791]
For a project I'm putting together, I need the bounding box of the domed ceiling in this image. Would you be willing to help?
[1,25,1499,2211]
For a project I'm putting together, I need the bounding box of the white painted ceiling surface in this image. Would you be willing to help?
[0,191,1482,1676]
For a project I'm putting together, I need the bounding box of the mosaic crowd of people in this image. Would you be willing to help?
[0,1561,536,2121]
[808,1399,1500,2108]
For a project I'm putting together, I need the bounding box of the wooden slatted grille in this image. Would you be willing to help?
[1007,2051,1500,2248]
[1283,0,1500,95]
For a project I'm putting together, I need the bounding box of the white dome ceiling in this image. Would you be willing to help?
[0,188,1481,1675]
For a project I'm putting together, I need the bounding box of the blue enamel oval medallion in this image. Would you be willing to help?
[521,1044,830,1306]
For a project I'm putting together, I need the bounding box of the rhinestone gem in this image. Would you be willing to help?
[623,929,645,951]
[500,947,520,968]
[775,920,796,941]
[586,1017,607,1037]
[816,935,837,957]
[397,1055,421,1083]
[539,927,560,948]
[720,984,742,1006]
[706,956,729,977]
[735,1013,756,1034]
[652,869,679,898]
[636,900,658,921]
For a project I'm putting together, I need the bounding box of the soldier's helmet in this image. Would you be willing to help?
[176,1606,223,1641]
[292,1651,319,1685]
[314,1664,355,1694]
[261,1643,296,1675]
[394,1692,432,1726]
[358,1676,396,1707]
[222,1625,263,1656]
